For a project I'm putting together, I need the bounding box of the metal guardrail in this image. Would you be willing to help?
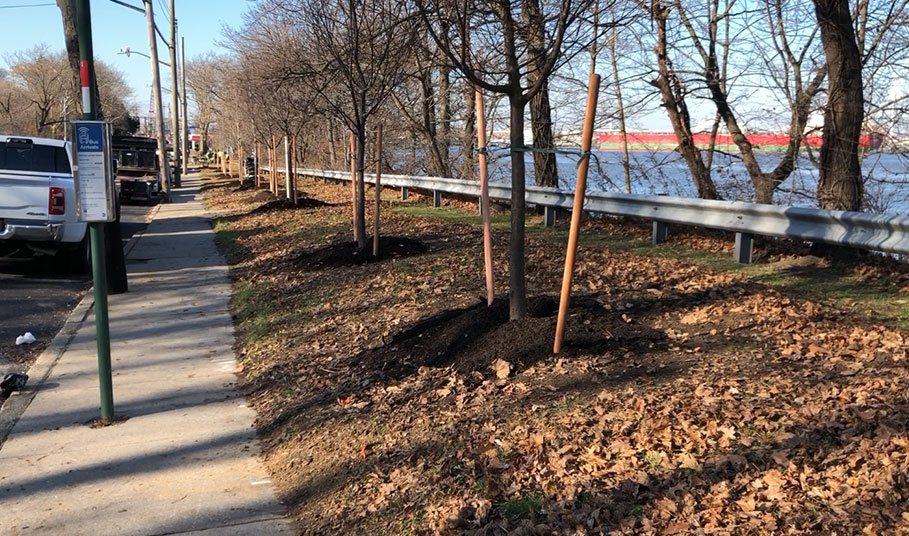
[261,165,909,263]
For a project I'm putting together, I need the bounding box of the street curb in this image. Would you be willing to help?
[0,291,94,447]
[0,201,164,448]
[124,201,163,258]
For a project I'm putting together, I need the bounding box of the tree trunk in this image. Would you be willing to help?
[200,123,210,155]
[327,121,337,167]
[57,0,101,119]
[651,1,719,200]
[355,103,368,251]
[439,62,451,174]
[57,0,81,105]
[523,0,558,188]
[461,86,476,180]
[608,13,631,193]
[813,0,864,211]
[508,96,527,320]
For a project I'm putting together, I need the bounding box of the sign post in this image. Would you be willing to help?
[75,0,115,422]
[72,119,116,421]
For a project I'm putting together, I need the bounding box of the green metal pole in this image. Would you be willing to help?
[90,223,113,419]
[76,0,114,420]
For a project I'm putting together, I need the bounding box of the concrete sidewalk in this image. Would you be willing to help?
[0,174,295,535]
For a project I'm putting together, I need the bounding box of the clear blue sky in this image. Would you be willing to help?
[0,0,247,113]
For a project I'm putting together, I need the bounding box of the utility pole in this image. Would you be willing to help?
[144,0,171,197]
[74,0,114,421]
[169,0,181,187]
[181,36,188,175]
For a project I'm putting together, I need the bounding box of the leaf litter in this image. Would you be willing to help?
[203,172,909,535]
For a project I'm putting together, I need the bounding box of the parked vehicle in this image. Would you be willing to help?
[0,135,90,273]
[112,135,161,205]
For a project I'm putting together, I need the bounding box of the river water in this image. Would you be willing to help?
[476,149,909,214]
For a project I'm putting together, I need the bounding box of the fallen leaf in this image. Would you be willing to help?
[492,359,511,380]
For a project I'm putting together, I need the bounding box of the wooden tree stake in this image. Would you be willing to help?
[374,125,383,257]
[476,90,494,306]
[554,73,601,354]
[292,135,298,204]
[272,134,278,196]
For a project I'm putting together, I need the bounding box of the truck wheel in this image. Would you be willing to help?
[63,236,91,275]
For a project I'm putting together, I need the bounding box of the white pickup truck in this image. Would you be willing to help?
[0,135,90,273]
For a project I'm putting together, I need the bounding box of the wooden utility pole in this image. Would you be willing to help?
[181,36,188,175]
[373,125,382,257]
[144,0,170,197]
[554,73,601,354]
[169,0,180,187]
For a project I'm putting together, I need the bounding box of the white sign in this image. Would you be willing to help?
[72,121,116,223]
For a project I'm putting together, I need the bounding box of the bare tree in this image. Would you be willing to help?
[185,54,224,155]
[648,1,721,199]
[276,0,416,250]
[417,0,598,320]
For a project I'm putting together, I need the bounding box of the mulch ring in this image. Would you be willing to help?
[357,294,667,382]
[291,235,428,269]
[248,196,333,214]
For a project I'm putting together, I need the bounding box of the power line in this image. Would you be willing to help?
[108,0,171,48]
[108,0,143,14]
[155,0,169,23]
[0,2,55,8]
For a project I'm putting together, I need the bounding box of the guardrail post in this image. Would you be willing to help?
[544,206,556,227]
[433,190,442,207]
[734,232,754,264]
[652,221,668,245]
[401,186,408,200]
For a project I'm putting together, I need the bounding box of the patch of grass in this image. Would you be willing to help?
[502,492,543,521]
[213,221,246,260]
[392,205,513,230]
[744,263,909,328]
[398,201,909,327]
[642,450,662,470]
[232,281,277,346]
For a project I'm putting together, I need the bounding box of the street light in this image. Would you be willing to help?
[117,46,170,67]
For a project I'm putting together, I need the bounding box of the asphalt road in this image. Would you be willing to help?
[0,203,155,373]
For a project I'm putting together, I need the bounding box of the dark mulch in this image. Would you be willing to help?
[249,197,333,214]
[357,295,665,381]
[292,236,428,269]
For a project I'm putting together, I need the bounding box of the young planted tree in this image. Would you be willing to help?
[417,0,599,320]
[276,0,415,251]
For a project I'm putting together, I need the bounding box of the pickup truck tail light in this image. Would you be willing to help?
[49,187,65,215]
